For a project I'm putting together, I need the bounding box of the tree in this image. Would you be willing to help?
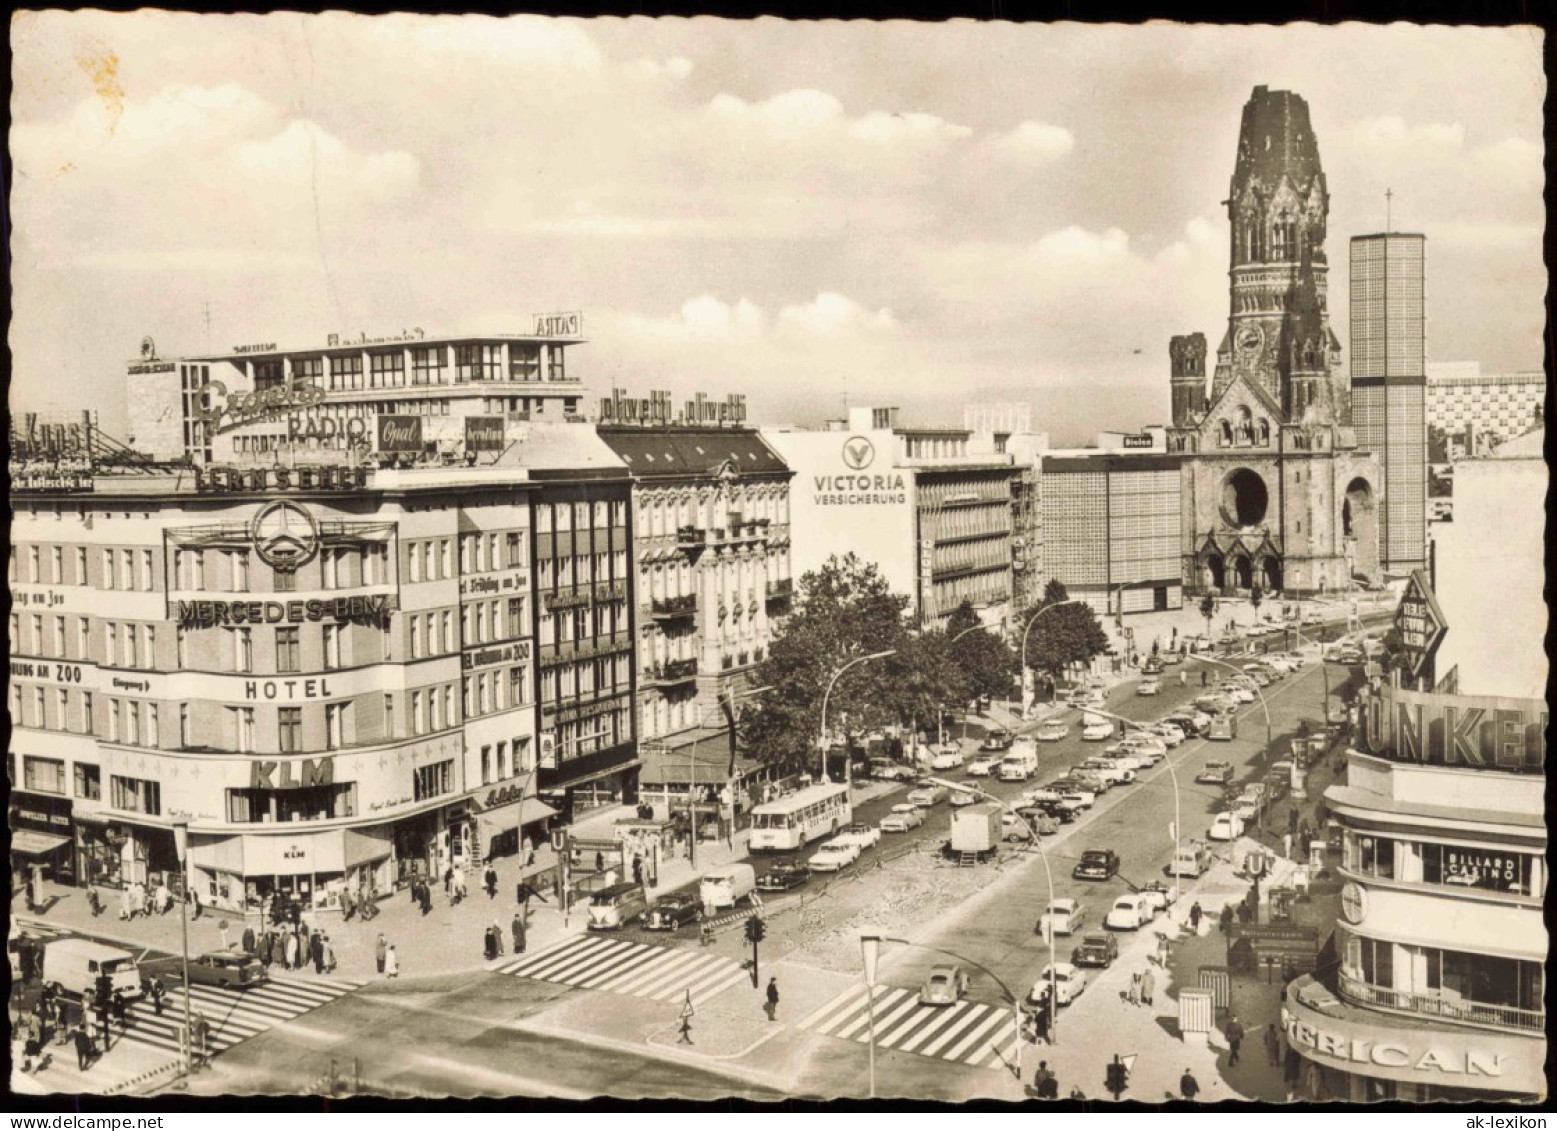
[1017,580,1110,689]
[944,600,1018,703]
[1250,584,1264,620]
[1199,592,1216,639]
[741,554,914,774]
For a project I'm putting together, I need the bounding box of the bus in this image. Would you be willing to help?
[748,782,853,851]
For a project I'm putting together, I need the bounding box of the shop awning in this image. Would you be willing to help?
[10,830,71,857]
[478,797,558,831]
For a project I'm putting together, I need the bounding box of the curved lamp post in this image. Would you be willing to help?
[1019,600,1090,720]
[923,776,1056,1070]
[820,650,896,784]
[170,820,193,1087]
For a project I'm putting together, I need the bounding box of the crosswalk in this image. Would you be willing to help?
[496,934,750,1004]
[796,984,1020,1072]
[119,971,365,1058]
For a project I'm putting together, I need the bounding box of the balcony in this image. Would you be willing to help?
[650,593,698,621]
[642,658,699,687]
[1339,972,1545,1035]
[765,578,793,610]
[539,631,633,668]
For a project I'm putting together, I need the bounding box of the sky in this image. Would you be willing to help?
[8,15,1546,445]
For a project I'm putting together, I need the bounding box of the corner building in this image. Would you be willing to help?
[1167,86,1382,597]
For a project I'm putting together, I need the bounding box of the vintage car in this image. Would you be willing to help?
[644,893,703,931]
[1070,933,1120,969]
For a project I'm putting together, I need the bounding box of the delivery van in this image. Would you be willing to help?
[699,863,757,911]
[586,882,650,931]
[998,741,1040,782]
[1168,841,1213,878]
[43,938,143,1000]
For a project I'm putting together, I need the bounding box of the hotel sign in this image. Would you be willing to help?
[1393,570,1447,679]
[1355,684,1545,772]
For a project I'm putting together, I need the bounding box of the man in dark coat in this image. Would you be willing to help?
[259,931,274,970]
[111,990,128,1034]
[764,977,780,1022]
[420,883,432,915]
[73,1024,94,1071]
[149,977,166,1017]
[311,931,325,974]
[1180,1069,1200,1102]
[484,865,498,899]
[242,924,256,955]
[1225,1014,1246,1065]
[511,910,526,955]
[483,926,498,961]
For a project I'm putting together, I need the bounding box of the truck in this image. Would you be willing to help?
[950,803,1002,856]
[998,740,1040,782]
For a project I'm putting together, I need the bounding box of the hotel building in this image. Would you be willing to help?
[763,406,1016,629]
[1282,430,1546,1103]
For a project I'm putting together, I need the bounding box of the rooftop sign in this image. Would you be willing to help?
[534,312,583,337]
[1393,569,1447,679]
[598,388,748,427]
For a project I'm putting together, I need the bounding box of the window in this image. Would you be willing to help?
[460,536,474,574]
[325,703,345,750]
[506,532,523,568]
[145,703,159,747]
[54,616,66,659]
[180,703,190,747]
[175,625,186,668]
[411,346,445,385]
[82,692,93,735]
[507,598,525,639]
[190,550,205,591]
[440,540,452,579]
[441,611,453,653]
[279,707,303,753]
[103,549,116,590]
[370,350,405,389]
[322,548,339,590]
[235,706,255,753]
[455,343,503,382]
[74,762,101,800]
[51,546,63,584]
[276,627,300,673]
[75,547,88,586]
[28,546,41,582]
[105,622,118,668]
[413,760,454,802]
[443,685,454,729]
[509,665,527,707]
[233,550,250,591]
[423,542,435,581]
[481,744,493,786]
[408,541,422,584]
[496,740,509,780]
[410,691,424,736]
[322,623,341,670]
[110,775,162,816]
[23,755,65,793]
[274,568,296,593]
[7,613,18,656]
[141,625,156,670]
[548,345,566,383]
[55,687,68,728]
[331,353,364,391]
[409,617,421,659]
[125,700,140,746]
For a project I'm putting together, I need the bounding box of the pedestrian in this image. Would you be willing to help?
[483,925,498,961]
[594,851,605,873]
[1180,670,1187,687]
[1031,993,1052,1045]
[490,919,505,956]
[311,931,325,974]
[191,1011,209,1070]
[322,935,336,974]
[484,864,498,900]
[1200,669,1208,688]
[526,847,536,868]
[419,884,432,916]
[190,886,202,920]
[1264,1023,1282,1066]
[375,933,388,975]
[512,910,526,955]
[764,977,779,1022]
[443,865,453,895]
[111,990,128,1033]
[119,886,134,921]
[411,878,421,905]
[1032,1060,1056,1099]
[73,1024,94,1071]
[341,887,355,922]
[1180,1068,1200,1102]
[87,883,104,917]
[94,996,112,1051]
[1225,1014,1245,1065]
[242,923,256,955]
[1189,902,1203,932]
[1140,969,1155,1007]
[285,930,299,971]
[1128,971,1142,1006]
[1284,1046,1301,1091]
[1283,831,1293,859]
[385,945,399,979]
[453,866,467,903]
[149,976,166,1017]
[631,854,643,887]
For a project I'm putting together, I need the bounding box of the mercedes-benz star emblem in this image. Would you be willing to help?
[250,500,322,572]
[842,436,876,471]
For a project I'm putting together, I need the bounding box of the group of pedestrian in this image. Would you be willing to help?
[1126,968,1157,1007]
[410,876,434,916]
[482,921,507,961]
[1030,1060,1060,1099]
[247,921,336,974]
[374,932,400,978]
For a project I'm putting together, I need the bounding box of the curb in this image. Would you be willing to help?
[104,1057,183,1097]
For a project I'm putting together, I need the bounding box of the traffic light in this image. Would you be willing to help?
[744,916,766,945]
[1105,1056,1129,1099]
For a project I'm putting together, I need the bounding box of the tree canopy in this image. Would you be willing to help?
[1017,580,1110,684]
[945,600,1018,702]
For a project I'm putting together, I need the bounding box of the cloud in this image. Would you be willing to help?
[346,12,605,72]
[707,89,971,147]
[229,120,420,204]
[776,293,896,337]
[619,295,770,342]
[628,56,694,82]
[1348,115,1466,151]
[988,120,1076,163]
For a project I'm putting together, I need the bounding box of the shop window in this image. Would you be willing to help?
[74,762,101,800]
[110,775,162,816]
[279,707,303,753]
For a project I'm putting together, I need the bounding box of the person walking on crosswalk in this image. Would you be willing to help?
[73,1024,94,1071]
[385,945,399,979]
[764,977,780,1022]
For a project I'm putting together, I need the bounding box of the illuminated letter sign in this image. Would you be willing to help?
[1393,569,1447,678]
[377,415,424,453]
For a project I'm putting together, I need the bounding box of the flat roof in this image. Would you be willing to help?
[177,330,585,363]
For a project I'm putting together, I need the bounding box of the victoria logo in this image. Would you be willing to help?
[842,436,876,471]
[250,501,322,572]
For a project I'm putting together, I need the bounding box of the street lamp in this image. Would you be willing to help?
[1190,653,1274,762]
[922,776,1055,1064]
[1019,600,1089,719]
[819,650,896,784]
[170,820,193,1087]
[686,685,770,871]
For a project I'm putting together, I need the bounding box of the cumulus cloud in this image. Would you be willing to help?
[615,292,896,346]
[707,89,971,147]
[988,120,1076,163]
[619,295,770,341]
[776,293,896,337]
[628,56,694,82]
[1349,115,1466,150]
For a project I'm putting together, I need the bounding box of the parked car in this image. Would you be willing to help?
[867,759,916,782]
[149,950,267,989]
[1035,720,1069,743]
[979,730,1015,753]
[1070,933,1120,969]
[879,803,926,833]
[1051,780,1096,808]
[1136,677,1161,696]
[1233,798,1260,822]
[1081,720,1114,741]
[755,861,809,892]
[1016,807,1060,837]
[1081,759,1135,786]
[919,964,971,1007]
[1207,811,1245,842]
[1029,963,1087,1007]
[965,754,1003,777]
[1073,849,1120,881]
[1196,760,1234,786]
[1001,812,1035,842]
[1138,880,1177,913]
[834,822,882,851]
[1022,786,1063,805]
[907,784,947,808]
[929,747,965,771]
[644,892,703,931]
[1036,898,1085,937]
[807,840,862,872]
[1105,894,1155,930]
[1225,684,1256,704]
[1165,710,1211,734]
[1151,723,1185,747]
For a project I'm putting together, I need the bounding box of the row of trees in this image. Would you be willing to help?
[739,555,1109,774]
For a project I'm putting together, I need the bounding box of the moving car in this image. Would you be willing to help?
[948,783,981,807]
[700,863,757,910]
[1070,933,1119,969]
[1073,849,1120,881]
[1081,720,1114,742]
[979,730,1015,753]
[834,822,883,851]
[907,784,948,808]
[929,747,965,771]
[43,939,144,1001]
[1105,894,1155,930]
[1081,759,1135,786]
[1035,720,1069,742]
[1225,684,1256,704]
[755,861,809,892]
[1142,658,1164,676]
[644,892,703,931]
[1029,963,1087,1007]
[1050,780,1096,808]
[965,754,1003,777]
[1036,898,1084,937]
[1232,798,1260,823]
[1169,841,1213,878]
[867,759,916,782]
[1138,880,1177,913]
[919,964,971,1007]
[1195,760,1234,786]
[807,840,863,872]
[1207,811,1245,842]
[1151,723,1185,747]
[150,950,268,989]
[879,803,926,833]
[1163,711,1210,736]
[1136,677,1161,696]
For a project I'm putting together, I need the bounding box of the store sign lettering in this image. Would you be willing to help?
[243,679,335,701]
[477,784,526,810]
[1356,686,1545,771]
[460,572,527,597]
[377,415,424,453]
[1393,570,1447,677]
[249,758,335,789]
[286,413,371,445]
[465,416,506,452]
[461,641,531,672]
[1121,434,1155,449]
[811,472,908,508]
[1444,849,1519,885]
[195,465,369,493]
[1281,1009,1503,1076]
[196,380,325,435]
[533,311,582,337]
[178,597,392,628]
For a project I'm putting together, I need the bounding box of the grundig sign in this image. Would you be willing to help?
[196,380,326,435]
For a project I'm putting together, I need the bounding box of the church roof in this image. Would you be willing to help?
[1232,86,1326,195]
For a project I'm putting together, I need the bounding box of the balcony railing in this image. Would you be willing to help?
[1338,973,1545,1035]
[643,658,699,686]
[539,631,633,668]
[650,593,698,619]
[765,578,793,599]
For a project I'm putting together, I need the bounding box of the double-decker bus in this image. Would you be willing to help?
[748,782,853,851]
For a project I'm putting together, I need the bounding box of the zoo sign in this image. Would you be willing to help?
[1393,570,1447,679]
